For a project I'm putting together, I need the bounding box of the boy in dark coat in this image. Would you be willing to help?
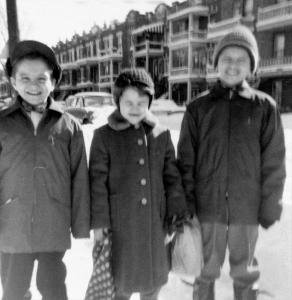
[177,25,286,300]
[0,40,90,300]
[89,68,187,300]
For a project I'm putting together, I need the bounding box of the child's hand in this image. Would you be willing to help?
[93,228,108,243]
[168,212,191,234]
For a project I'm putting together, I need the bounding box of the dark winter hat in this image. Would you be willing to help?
[114,68,155,106]
[5,40,62,84]
[213,25,259,74]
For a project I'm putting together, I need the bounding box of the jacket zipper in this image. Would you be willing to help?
[226,90,233,225]
[26,111,46,249]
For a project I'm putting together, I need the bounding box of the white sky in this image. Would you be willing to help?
[0,0,176,52]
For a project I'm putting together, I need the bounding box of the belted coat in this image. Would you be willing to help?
[0,98,90,253]
[89,109,187,294]
[177,81,286,228]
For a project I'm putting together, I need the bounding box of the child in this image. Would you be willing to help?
[177,25,286,300]
[0,40,90,300]
[89,68,187,300]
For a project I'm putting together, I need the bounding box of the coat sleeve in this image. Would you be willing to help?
[260,102,286,228]
[89,129,111,229]
[163,129,187,219]
[70,122,91,238]
[177,109,198,215]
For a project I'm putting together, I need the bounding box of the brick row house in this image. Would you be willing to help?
[256,0,292,111]
[1,0,292,110]
[53,10,150,99]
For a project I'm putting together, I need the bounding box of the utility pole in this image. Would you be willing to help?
[6,0,19,57]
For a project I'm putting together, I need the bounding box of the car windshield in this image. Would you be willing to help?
[84,95,113,107]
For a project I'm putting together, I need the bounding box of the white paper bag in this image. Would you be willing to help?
[171,216,204,284]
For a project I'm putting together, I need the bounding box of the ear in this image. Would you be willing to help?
[51,78,56,90]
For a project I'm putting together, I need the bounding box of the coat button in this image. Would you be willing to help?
[139,158,145,165]
[141,198,147,205]
[140,178,147,185]
[137,139,143,146]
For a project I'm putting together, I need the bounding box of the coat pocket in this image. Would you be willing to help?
[0,197,27,233]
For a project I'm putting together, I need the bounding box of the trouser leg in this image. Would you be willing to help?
[193,222,227,300]
[140,286,161,300]
[36,252,67,300]
[228,225,259,300]
[1,253,34,300]
[114,290,130,300]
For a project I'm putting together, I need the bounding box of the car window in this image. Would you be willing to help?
[83,96,103,107]
[66,97,80,107]
[103,96,114,105]
[65,97,74,107]
[75,97,84,108]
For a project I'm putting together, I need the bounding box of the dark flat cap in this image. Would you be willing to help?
[5,40,62,83]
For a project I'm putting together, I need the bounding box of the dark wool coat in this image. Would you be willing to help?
[177,81,286,227]
[0,98,90,253]
[89,109,187,294]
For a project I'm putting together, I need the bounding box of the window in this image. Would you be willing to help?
[272,80,282,106]
[274,33,285,58]
[192,48,207,71]
[172,19,189,34]
[172,48,188,68]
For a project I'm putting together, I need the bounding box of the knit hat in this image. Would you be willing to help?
[213,25,259,74]
[5,40,62,84]
[114,68,155,107]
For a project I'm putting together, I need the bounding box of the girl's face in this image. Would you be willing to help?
[217,46,251,87]
[11,58,55,106]
[119,87,150,125]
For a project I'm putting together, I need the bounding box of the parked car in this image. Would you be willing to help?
[150,99,186,116]
[150,99,186,131]
[64,92,115,124]
[0,97,14,110]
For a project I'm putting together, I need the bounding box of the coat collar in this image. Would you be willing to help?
[1,96,64,117]
[108,108,159,131]
[211,80,253,100]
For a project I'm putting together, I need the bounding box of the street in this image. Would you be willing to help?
[0,113,291,300]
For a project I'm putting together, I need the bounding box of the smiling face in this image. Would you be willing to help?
[10,58,55,106]
[119,87,150,125]
[217,46,251,87]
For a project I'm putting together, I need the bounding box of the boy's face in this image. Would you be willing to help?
[217,46,251,87]
[119,87,150,125]
[10,58,55,106]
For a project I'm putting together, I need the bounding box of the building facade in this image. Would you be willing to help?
[52,10,150,99]
[256,0,292,111]
[1,0,292,110]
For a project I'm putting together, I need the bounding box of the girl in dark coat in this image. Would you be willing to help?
[89,68,187,300]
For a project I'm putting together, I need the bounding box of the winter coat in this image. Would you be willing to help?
[177,80,286,227]
[89,109,187,294]
[0,98,90,253]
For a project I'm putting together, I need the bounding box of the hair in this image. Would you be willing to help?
[113,83,152,107]
[113,68,154,108]
[10,52,55,79]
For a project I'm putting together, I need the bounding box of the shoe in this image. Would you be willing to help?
[234,285,258,300]
[193,281,215,300]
